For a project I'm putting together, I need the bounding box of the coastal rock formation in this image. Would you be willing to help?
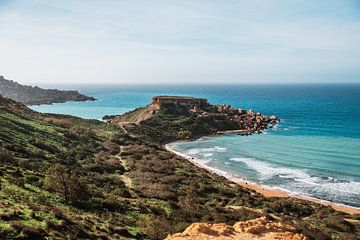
[166,217,307,240]
[104,96,279,143]
[0,75,96,105]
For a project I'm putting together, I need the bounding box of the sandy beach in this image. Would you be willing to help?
[165,144,360,215]
[237,181,360,215]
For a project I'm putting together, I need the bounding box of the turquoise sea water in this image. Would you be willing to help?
[31,84,360,207]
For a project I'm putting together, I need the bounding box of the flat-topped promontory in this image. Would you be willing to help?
[152,96,208,108]
[103,96,279,143]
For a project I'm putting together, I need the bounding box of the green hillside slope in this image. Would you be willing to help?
[0,95,359,239]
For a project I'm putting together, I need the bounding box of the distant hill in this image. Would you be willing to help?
[0,75,96,105]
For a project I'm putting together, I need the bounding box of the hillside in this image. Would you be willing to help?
[0,76,95,105]
[105,96,279,143]
[0,95,359,239]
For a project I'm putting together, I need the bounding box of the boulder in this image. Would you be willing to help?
[269,115,278,121]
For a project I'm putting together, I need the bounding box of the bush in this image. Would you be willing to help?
[44,164,91,206]
[70,126,97,140]
[24,175,41,185]
[21,226,46,240]
[268,200,314,217]
[43,117,73,128]
[17,159,31,169]
[138,183,177,201]
[141,215,171,240]
[323,215,355,233]
[90,197,125,212]
[132,152,142,160]
[0,148,14,163]
[105,142,120,154]
[31,139,58,154]
[3,144,29,155]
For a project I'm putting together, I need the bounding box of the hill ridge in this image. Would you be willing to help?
[0,75,96,105]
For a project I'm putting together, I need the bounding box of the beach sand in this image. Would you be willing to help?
[237,181,360,215]
[166,144,360,215]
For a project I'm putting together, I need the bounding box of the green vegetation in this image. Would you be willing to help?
[0,76,95,105]
[1,95,360,239]
[111,101,276,143]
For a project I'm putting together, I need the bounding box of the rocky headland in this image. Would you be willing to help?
[104,96,279,143]
[0,75,96,105]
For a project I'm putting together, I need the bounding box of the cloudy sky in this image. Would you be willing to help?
[0,0,359,84]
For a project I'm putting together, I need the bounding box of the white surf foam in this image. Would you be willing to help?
[230,157,360,199]
[166,144,360,208]
[321,181,360,195]
[187,146,227,155]
[230,157,310,180]
[203,153,214,157]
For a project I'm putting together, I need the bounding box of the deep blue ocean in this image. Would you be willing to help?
[31,84,360,208]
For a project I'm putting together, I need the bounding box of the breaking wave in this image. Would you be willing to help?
[230,157,310,180]
[230,157,360,205]
[187,146,227,156]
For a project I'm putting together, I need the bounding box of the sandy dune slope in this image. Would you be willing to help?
[165,217,307,240]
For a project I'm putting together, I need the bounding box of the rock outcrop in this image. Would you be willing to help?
[104,96,279,143]
[166,217,307,240]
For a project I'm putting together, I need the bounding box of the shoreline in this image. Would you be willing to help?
[165,144,360,215]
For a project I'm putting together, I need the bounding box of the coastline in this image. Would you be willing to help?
[165,144,360,215]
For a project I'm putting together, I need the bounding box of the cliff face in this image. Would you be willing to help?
[0,76,96,105]
[105,96,279,143]
[166,217,307,240]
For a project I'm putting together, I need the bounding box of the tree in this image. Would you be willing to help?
[44,164,90,206]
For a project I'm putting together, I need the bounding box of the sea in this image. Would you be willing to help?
[31,84,360,208]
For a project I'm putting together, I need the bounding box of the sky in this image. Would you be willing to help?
[0,0,360,84]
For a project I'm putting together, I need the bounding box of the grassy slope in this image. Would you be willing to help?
[0,96,360,239]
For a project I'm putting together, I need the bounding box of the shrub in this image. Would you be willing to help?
[21,226,46,239]
[323,215,355,233]
[44,164,91,206]
[90,197,125,212]
[31,139,58,154]
[70,126,97,140]
[3,144,29,155]
[141,215,171,240]
[17,159,31,169]
[105,142,120,154]
[43,117,73,128]
[268,199,314,217]
[63,132,79,140]
[132,152,142,160]
[24,174,41,185]
[138,183,177,201]
[0,148,14,163]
